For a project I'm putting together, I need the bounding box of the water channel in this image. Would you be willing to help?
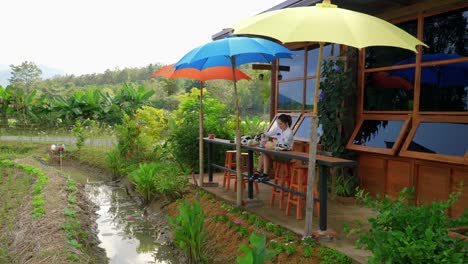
[62,165,181,264]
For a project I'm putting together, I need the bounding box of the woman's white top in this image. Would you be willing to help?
[265,127,294,150]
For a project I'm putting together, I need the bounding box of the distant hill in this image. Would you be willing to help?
[0,64,65,87]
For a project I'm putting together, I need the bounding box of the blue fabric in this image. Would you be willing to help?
[174,36,293,70]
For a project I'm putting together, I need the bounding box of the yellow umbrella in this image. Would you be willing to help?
[231,0,427,236]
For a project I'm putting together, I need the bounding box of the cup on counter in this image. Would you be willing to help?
[208,134,215,139]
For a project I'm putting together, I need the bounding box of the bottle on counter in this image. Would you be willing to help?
[260,134,267,148]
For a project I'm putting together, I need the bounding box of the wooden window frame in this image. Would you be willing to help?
[346,114,411,155]
[400,115,468,165]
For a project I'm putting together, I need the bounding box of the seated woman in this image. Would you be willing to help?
[254,114,294,182]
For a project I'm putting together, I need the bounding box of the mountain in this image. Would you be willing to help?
[0,64,65,87]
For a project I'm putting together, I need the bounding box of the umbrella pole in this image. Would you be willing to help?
[305,42,324,236]
[199,81,204,187]
[230,57,243,207]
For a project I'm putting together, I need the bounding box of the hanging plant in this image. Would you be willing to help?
[318,58,354,159]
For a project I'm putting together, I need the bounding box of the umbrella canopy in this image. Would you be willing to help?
[231,0,427,235]
[150,64,251,187]
[391,53,468,88]
[232,2,427,52]
[175,36,292,206]
[150,64,252,82]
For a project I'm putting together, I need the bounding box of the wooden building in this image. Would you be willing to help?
[213,0,468,217]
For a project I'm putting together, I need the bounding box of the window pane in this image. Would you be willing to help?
[409,122,468,156]
[305,78,317,110]
[307,44,339,76]
[294,115,311,139]
[278,80,303,110]
[419,63,468,111]
[365,20,418,68]
[423,8,468,56]
[278,49,304,80]
[353,120,405,148]
[268,114,300,134]
[364,70,414,111]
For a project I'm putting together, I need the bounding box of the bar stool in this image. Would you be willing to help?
[285,166,320,220]
[223,151,259,193]
[270,160,294,210]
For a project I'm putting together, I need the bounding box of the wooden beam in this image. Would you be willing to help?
[252,64,290,72]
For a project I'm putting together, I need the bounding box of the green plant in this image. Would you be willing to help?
[167,199,207,264]
[64,207,76,218]
[71,119,87,150]
[318,247,352,264]
[283,242,297,256]
[169,88,233,173]
[240,115,268,137]
[255,219,266,229]
[106,149,125,179]
[68,194,77,204]
[248,214,257,225]
[303,244,313,258]
[129,163,157,203]
[350,187,467,264]
[318,58,354,159]
[283,231,296,242]
[237,233,281,264]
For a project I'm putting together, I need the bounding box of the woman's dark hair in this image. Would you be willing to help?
[277,114,292,127]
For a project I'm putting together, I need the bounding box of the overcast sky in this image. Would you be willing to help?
[0,0,285,75]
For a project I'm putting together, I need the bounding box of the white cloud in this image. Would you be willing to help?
[0,0,285,75]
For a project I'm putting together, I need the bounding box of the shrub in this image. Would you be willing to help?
[350,187,467,264]
[134,106,169,145]
[167,199,207,264]
[237,233,281,264]
[169,88,233,173]
[129,161,188,203]
[71,119,87,150]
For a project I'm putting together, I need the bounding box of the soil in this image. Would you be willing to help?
[7,157,107,263]
[164,189,322,264]
[3,143,323,263]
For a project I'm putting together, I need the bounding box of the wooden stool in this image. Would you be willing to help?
[270,160,293,210]
[285,166,320,219]
[223,151,259,193]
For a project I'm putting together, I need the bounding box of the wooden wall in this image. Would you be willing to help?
[358,153,468,218]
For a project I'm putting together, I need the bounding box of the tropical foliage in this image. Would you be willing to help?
[347,187,468,264]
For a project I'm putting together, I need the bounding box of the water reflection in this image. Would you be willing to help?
[86,183,178,264]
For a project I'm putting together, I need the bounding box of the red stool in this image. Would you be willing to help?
[270,160,294,210]
[285,166,320,219]
[223,151,259,193]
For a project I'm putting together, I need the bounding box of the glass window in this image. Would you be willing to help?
[365,20,418,68]
[278,80,304,110]
[347,115,411,155]
[267,113,301,134]
[352,120,405,148]
[294,115,311,140]
[407,122,468,156]
[305,78,317,110]
[423,8,468,56]
[278,49,305,80]
[419,62,468,112]
[364,70,415,111]
[293,115,324,142]
[307,44,339,76]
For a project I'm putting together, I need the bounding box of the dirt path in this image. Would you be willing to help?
[8,157,107,263]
